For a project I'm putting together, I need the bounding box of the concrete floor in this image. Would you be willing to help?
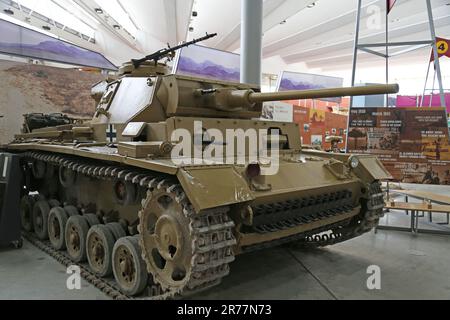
[1,183,449,300]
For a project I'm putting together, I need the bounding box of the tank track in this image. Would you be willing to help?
[138,184,236,296]
[21,151,235,299]
[22,231,162,300]
[241,182,384,252]
[250,190,354,234]
[296,182,385,248]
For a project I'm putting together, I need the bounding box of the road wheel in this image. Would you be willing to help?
[64,205,79,217]
[106,222,126,240]
[87,225,115,277]
[33,200,50,240]
[48,207,69,250]
[112,236,148,296]
[65,215,90,262]
[20,195,35,232]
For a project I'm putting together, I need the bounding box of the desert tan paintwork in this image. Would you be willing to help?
[6,64,397,250]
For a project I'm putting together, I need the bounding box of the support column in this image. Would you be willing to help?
[426,0,446,108]
[240,0,263,85]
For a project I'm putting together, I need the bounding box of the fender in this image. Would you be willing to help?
[177,165,254,213]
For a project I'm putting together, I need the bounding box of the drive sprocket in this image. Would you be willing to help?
[138,179,236,296]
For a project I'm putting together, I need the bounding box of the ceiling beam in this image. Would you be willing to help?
[176,0,194,42]
[74,0,138,49]
[282,13,450,64]
[214,0,315,51]
[163,0,178,45]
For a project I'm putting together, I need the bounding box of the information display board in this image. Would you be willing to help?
[294,105,348,150]
[348,107,450,185]
[261,102,293,123]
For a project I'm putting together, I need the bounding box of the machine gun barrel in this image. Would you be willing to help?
[247,84,400,104]
[132,33,217,68]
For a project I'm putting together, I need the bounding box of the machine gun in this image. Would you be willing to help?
[132,33,217,68]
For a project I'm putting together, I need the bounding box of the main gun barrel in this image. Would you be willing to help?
[247,83,399,104]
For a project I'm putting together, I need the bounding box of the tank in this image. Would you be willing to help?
[3,36,398,298]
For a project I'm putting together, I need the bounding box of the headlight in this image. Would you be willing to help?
[349,157,359,169]
[246,163,261,179]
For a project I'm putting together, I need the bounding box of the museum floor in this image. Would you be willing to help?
[1,184,449,300]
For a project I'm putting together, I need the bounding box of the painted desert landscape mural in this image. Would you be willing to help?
[175,44,240,82]
[0,59,105,144]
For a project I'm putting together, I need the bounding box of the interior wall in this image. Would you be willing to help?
[0,59,105,145]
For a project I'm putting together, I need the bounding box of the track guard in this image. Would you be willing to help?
[177,166,254,213]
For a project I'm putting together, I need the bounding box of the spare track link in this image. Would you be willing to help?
[22,151,234,299]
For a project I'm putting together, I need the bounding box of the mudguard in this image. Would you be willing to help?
[177,165,254,213]
[352,155,393,183]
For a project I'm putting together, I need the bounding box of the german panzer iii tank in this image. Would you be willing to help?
[3,34,398,298]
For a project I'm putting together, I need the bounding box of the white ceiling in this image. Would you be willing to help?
[2,0,449,90]
[188,0,450,71]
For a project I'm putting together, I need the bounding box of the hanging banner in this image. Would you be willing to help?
[387,0,397,14]
[173,44,240,82]
[277,71,344,103]
[430,37,450,62]
[396,95,450,113]
[348,107,450,185]
[0,19,116,70]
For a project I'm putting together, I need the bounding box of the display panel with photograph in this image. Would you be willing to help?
[293,105,348,151]
[261,102,293,123]
[0,19,116,70]
[173,44,240,82]
[277,71,344,103]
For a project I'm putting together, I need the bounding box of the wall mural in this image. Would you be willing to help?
[0,19,116,70]
[173,44,240,82]
[0,59,105,144]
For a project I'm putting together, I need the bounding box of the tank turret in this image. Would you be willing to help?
[92,72,399,126]
[171,82,399,111]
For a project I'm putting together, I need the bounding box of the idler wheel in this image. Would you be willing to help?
[32,200,51,240]
[48,207,69,250]
[87,225,116,277]
[112,236,148,296]
[20,195,36,232]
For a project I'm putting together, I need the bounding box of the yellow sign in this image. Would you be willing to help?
[437,40,449,55]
